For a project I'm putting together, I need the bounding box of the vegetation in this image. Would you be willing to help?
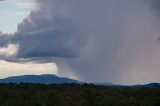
[0,83,160,106]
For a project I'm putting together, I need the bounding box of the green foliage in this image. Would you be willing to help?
[0,83,159,106]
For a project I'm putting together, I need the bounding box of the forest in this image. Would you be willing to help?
[0,83,160,106]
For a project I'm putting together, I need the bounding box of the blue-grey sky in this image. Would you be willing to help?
[0,0,160,85]
[0,0,35,33]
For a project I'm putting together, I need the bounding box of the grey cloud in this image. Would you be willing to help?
[12,1,86,59]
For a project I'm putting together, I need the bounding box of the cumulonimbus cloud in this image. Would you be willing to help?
[0,0,160,84]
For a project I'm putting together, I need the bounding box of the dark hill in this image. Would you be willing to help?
[0,74,81,84]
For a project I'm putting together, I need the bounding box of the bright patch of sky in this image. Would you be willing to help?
[0,0,35,33]
[0,60,58,79]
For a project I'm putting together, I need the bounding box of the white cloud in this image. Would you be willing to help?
[6,0,36,9]
[11,0,35,9]
[0,44,19,57]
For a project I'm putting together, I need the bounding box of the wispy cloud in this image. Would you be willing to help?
[7,0,35,9]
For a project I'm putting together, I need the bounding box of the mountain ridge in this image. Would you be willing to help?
[0,74,160,88]
[0,74,81,84]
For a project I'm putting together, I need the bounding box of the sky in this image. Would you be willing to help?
[0,0,160,85]
[0,0,35,33]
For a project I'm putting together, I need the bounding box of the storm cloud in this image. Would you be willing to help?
[1,0,160,84]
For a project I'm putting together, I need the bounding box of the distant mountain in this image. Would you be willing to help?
[95,82,160,88]
[131,83,160,88]
[0,74,82,84]
[0,75,159,88]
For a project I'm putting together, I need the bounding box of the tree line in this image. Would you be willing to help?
[0,83,160,106]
